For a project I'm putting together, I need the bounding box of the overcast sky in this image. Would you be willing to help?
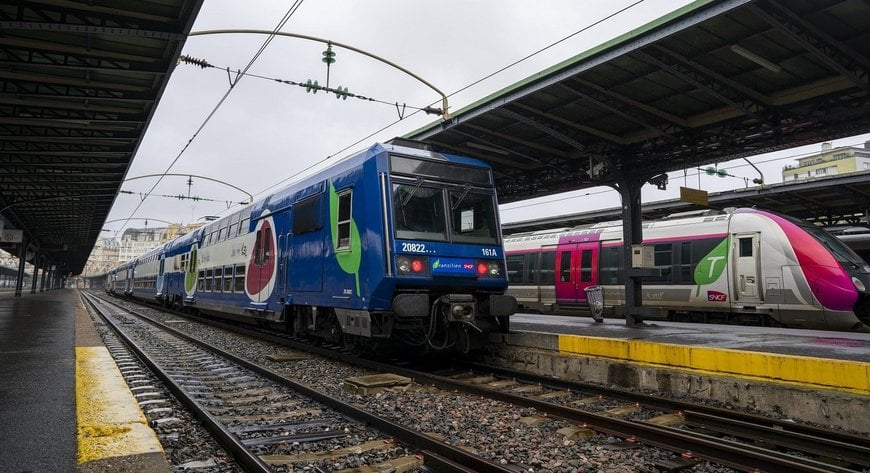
[103,0,870,236]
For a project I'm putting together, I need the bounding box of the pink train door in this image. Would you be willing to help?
[555,242,599,304]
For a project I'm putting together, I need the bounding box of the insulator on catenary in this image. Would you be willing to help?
[178,54,211,69]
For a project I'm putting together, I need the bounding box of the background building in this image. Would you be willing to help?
[783,142,870,182]
[80,223,204,277]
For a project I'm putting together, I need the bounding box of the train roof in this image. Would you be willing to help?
[505,207,753,241]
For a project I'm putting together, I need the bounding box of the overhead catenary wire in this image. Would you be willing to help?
[250,0,650,201]
[111,0,305,238]
[176,57,444,115]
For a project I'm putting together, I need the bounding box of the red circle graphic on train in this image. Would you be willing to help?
[245,215,277,300]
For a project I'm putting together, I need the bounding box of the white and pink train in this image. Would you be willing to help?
[504,208,870,332]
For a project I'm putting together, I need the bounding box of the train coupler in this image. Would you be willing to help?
[443,294,475,322]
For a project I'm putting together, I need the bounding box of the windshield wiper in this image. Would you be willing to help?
[451,184,472,210]
[401,177,425,206]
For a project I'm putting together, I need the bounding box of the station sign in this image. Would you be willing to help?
[1,229,22,243]
[680,186,709,206]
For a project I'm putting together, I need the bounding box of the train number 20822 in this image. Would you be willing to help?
[401,242,427,253]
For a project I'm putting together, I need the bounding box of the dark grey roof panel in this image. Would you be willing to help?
[409,0,870,211]
[0,0,205,275]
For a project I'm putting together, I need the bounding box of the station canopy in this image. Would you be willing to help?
[410,0,870,205]
[0,0,204,275]
[1,0,869,277]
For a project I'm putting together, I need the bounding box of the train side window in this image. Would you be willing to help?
[336,190,352,250]
[527,252,539,284]
[652,243,673,283]
[679,241,693,283]
[506,254,524,283]
[234,265,245,292]
[197,270,204,291]
[227,212,239,238]
[263,226,272,261]
[239,217,250,236]
[214,268,223,292]
[598,246,622,284]
[580,249,593,282]
[540,251,556,285]
[205,269,213,291]
[254,227,273,265]
[559,251,572,282]
[294,194,322,234]
[739,237,753,257]
[218,227,227,241]
[223,266,232,292]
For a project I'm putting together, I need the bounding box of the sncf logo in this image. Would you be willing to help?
[707,291,727,302]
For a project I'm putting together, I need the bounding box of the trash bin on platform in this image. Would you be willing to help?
[584,286,604,323]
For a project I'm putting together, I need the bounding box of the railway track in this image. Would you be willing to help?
[90,292,870,472]
[81,292,513,472]
[420,363,870,472]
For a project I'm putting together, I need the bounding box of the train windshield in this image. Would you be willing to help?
[392,181,448,241]
[448,187,499,244]
[391,181,499,245]
[802,224,867,267]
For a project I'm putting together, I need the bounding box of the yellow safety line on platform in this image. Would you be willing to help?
[76,346,163,463]
[558,335,870,395]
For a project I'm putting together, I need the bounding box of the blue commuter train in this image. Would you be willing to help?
[107,140,517,353]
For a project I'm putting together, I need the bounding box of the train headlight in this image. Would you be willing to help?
[396,255,429,277]
[475,260,502,278]
[397,256,411,273]
[852,277,866,292]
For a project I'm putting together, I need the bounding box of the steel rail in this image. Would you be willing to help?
[80,292,273,473]
[459,361,870,449]
[87,292,514,473]
[94,292,864,472]
[683,411,870,468]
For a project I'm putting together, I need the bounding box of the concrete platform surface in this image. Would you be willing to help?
[512,313,870,362]
[485,313,869,433]
[0,289,169,473]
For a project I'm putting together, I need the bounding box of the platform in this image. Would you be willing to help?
[0,289,168,473]
[486,313,870,433]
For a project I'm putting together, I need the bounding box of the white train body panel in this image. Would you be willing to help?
[504,208,870,331]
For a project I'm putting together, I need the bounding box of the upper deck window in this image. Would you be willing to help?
[336,190,352,250]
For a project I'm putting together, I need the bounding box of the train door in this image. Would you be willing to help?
[732,232,762,303]
[555,242,599,303]
[278,209,292,298]
[249,223,274,303]
[125,265,134,294]
[157,254,166,296]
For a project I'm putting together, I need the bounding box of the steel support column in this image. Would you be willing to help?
[613,173,661,327]
[15,240,27,297]
[616,176,644,326]
[30,253,40,294]
[40,258,48,292]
